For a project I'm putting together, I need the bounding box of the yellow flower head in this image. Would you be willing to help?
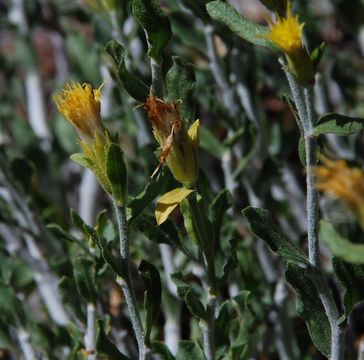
[54,82,105,146]
[266,1,304,57]
[144,93,199,187]
[315,157,364,225]
[54,82,113,195]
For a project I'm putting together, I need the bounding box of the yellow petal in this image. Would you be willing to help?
[155,188,194,225]
[188,119,200,150]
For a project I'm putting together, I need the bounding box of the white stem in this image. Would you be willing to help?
[17,328,37,360]
[34,271,70,326]
[25,71,51,150]
[78,169,99,226]
[84,303,96,360]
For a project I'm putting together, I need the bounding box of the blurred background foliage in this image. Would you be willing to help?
[1,0,364,359]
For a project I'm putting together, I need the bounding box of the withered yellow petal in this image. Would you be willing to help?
[188,119,200,150]
[155,188,194,225]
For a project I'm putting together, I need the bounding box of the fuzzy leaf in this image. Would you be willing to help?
[286,263,331,358]
[138,260,162,346]
[166,56,196,125]
[106,143,128,205]
[243,207,309,267]
[128,171,172,223]
[96,319,130,359]
[105,40,149,101]
[314,113,364,136]
[73,257,97,304]
[176,340,204,360]
[131,0,172,59]
[206,1,277,50]
[185,290,206,320]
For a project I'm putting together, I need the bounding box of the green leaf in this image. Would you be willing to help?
[170,271,191,298]
[176,341,204,360]
[70,209,89,238]
[106,143,128,205]
[0,282,27,327]
[96,319,130,360]
[152,341,176,360]
[138,260,162,346]
[209,189,232,243]
[215,300,237,347]
[298,135,306,167]
[58,276,86,322]
[320,221,364,264]
[310,42,325,71]
[0,319,15,351]
[73,257,97,304]
[69,153,92,168]
[286,263,331,358]
[185,290,206,320]
[206,1,277,50]
[314,113,364,136]
[199,127,224,159]
[128,171,172,223]
[166,56,196,125]
[217,239,238,286]
[131,0,172,59]
[133,214,181,247]
[84,222,128,279]
[243,207,309,267]
[333,257,364,321]
[47,224,79,243]
[105,40,149,101]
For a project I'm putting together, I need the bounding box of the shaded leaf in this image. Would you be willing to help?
[286,263,331,358]
[333,257,364,321]
[185,290,206,320]
[138,260,162,346]
[152,341,175,360]
[314,113,364,136]
[73,257,97,304]
[105,40,149,101]
[96,319,130,359]
[132,0,172,59]
[176,340,204,360]
[243,207,309,267]
[106,143,128,205]
[166,56,196,125]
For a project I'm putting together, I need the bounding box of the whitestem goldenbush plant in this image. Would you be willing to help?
[2,0,364,359]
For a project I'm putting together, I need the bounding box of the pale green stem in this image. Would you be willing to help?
[186,193,216,360]
[113,202,151,360]
[282,59,345,360]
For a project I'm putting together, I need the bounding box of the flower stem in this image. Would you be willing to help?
[84,303,96,360]
[113,202,151,360]
[283,62,345,360]
[185,193,216,360]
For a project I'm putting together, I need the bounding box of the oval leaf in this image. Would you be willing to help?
[314,113,364,136]
[206,1,277,50]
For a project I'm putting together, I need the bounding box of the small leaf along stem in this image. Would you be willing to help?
[282,59,345,360]
[113,201,151,360]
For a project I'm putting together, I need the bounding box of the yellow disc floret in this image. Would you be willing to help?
[266,1,304,57]
[315,157,364,226]
[54,82,105,145]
